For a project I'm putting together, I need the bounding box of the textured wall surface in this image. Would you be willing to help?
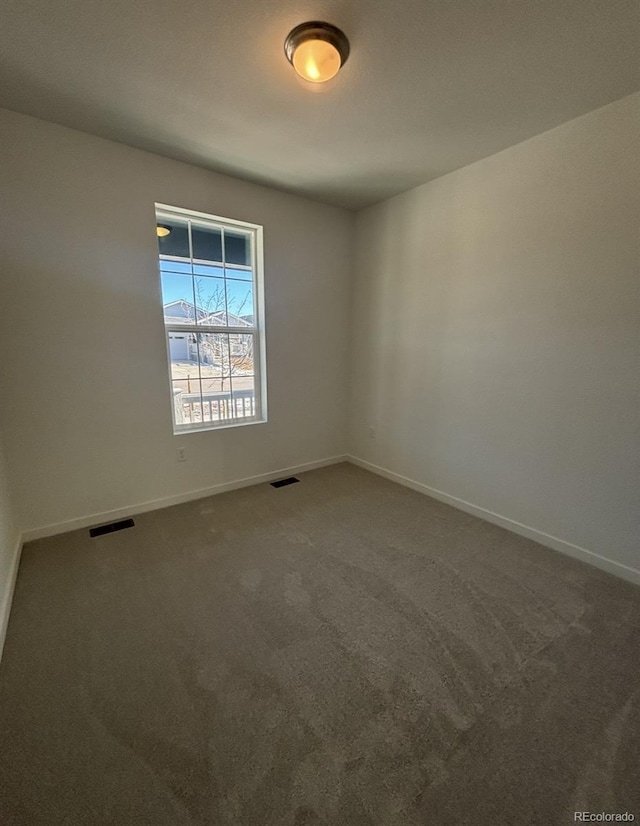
[0,108,354,533]
[0,434,20,654]
[349,93,640,575]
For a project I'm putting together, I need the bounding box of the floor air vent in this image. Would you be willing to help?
[270,477,300,488]
[89,518,135,538]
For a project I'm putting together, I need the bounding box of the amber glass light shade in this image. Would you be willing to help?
[285,22,350,84]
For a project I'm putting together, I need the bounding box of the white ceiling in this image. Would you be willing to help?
[1,0,638,210]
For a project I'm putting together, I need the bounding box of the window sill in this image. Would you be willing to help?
[173,416,267,436]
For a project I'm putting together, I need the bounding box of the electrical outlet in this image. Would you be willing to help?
[368,425,376,440]
[176,447,187,462]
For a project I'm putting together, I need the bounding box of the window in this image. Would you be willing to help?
[155,204,266,433]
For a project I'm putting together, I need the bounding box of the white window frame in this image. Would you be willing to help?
[155,203,267,434]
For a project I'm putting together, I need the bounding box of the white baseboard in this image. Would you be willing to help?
[347,455,640,587]
[23,454,348,542]
[0,533,23,663]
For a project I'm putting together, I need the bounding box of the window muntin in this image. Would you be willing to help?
[156,205,266,433]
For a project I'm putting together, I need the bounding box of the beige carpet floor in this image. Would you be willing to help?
[0,463,638,825]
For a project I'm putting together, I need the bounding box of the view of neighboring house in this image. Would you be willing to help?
[164,300,253,366]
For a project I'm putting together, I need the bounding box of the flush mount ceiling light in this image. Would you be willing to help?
[284,21,350,83]
[156,224,171,237]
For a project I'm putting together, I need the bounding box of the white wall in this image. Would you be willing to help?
[349,93,640,579]
[0,108,354,534]
[0,431,21,655]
